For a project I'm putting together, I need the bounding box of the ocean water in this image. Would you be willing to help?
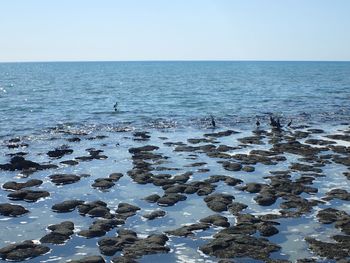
[0,61,350,137]
[0,62,350,263]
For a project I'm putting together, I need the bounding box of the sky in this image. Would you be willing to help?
[0,0,350,62]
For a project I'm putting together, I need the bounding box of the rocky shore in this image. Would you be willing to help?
[0,124,350,262]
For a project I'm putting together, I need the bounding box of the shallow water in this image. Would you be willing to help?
[0,62,350,262]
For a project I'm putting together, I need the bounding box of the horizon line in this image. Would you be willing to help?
[1,59,350,64]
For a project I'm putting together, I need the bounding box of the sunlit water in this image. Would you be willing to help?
[0,62,350,262]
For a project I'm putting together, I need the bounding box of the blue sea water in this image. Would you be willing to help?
[0,61,350,137]
[0,62,350,263]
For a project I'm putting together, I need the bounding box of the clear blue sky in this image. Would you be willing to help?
[1,0,350,62]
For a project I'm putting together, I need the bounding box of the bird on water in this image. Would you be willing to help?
[113,102,118,112]
[287,119,292,127]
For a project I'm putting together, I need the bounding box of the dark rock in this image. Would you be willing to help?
[227,202,248,215]
[8,190,50,202]
[166,223,210,236]
[47,147,73,158]
[111,256,137,263]
[60,160,79,166]
[157,193,187,206]
[78,201,113,219]
[143,194,161,203]
[49,174,80,185]
[0,240,50,261]
[70,255,106,263]
[0,156,57,173]
[52,200,84,213]
[242,166,255,172]
[123,234,170,258]
[258,224,279,237]
[2,179,43,191]
[204,193,235,212]
[305,237,349,260]
[222,161,242,172]
[143,210,166,220]
[0,203,29,217]
[78,219,124,238]
[129,145,159,154]
[204,130,238,138]
[323,189,350,201]
[289,163,322,173]
[200,234,280,260]
[115,203,141,220]
[200,214,230,227]
[40,221,74,244]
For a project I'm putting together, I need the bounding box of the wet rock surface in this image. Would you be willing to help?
[0,203,29,217]
[0,240,50,261]
[2,179,43,191]
[40,221,74,244]
[1,126,350,262]
[49,174,81,185]
[8,189,50,202]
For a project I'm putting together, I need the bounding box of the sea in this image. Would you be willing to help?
[0,61,349,263]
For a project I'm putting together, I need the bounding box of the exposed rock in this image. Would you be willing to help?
[40,221,74,244]
[305,237,349,260]
[8,189,50,202]
[323,189,350,201]
[47,147,73,158]
[60,160,79,166]
[0,156,57,173]
[222,161,242,172]
[200,234,280,260]
[143,210,166,220]
[52,200,84,213]
[204,130,238,138]
[78,201,113,219]
[70,255,106,263]
[2,179,43,191]
[0,240,50,261]
[143,194,161,203]
[78,219,124,238]
[157,193,187,206]
[0,203,29,217]
[49,174,80,185]
[166,223,210,237]
[204,193,235,212]
[200,214,230,227]
[115,203,141,220]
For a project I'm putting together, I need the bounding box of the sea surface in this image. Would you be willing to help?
[0,61,350,137]
[0,62,350,263]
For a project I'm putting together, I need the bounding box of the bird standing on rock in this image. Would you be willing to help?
[256,119,260,127]
[210,115,216,128]
[287,119,292,127]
